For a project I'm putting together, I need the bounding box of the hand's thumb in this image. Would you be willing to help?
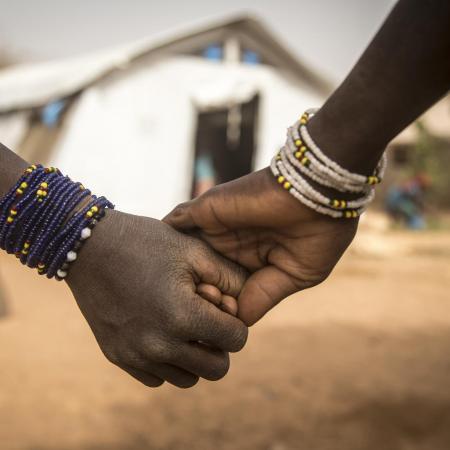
[190,243,248,300]
[238,266,301,326]
[163,200,197,230]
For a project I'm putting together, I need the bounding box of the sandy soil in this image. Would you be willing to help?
[0,224,450,450]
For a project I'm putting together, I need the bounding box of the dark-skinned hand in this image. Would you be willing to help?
[164,168,358,326]
[67,210,248,388]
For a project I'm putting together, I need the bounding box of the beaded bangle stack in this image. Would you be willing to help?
[270,108,387,219]
[0,165,114,281]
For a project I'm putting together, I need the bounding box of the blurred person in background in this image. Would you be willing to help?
[385,174,431,229]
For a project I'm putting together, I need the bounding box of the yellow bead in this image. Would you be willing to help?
[10,209,17,216]
[7,217,14,224]
[16,189,23,195]
[300,119,307,125]
[24,243,30,249]
[332,200,339,207]
[36,190,43,196]
[86,211,93,218]
[20,182,28,189]
[283,181,291,190]
[295,151,301,159]
[42,191,47,197]
[38,263,45,269]
[352,211,358,218]
[21,249,28,255]
[295,139,302,147]
[31,165,37,169]
[91,206,99,213]
[38,199,43,203]
[40,182,48,188]
[277,176,285,184]
[301,157,309,165]
[300,146,307,152]
[341,200,347,208]
[345,211,352,218]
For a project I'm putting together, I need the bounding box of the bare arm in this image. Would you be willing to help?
[308,0,450,173]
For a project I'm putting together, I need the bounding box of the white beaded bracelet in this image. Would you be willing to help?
[270,108,387,219]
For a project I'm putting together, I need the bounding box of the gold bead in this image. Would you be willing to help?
[40,182,48,189]
[91,206,99,213]
[277,176,285,184]
[16,189,23,195]
[283,181,291,190]
[7,217,14,223]
[24,242,30,249]
[20,182,28,189]
[295,139,302,147]
[300,146,307,152]
[86,211,93,218]
[36,190,43,196]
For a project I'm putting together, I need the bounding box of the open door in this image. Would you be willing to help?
[191,95,259,197]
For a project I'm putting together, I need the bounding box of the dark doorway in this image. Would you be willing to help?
[191,95,259,198]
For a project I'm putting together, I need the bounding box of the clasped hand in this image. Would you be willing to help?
[68,168,357,388]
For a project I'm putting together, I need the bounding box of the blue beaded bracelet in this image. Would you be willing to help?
[0,165,114,281]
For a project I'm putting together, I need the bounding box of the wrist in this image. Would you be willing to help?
[306,108,386,176]
[261,167,333,222]
[66,208,120,289]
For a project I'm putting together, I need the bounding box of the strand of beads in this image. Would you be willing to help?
[270,109,387,219]
[0,164,114,280]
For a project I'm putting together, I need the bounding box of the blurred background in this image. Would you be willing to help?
[1,1,449,449]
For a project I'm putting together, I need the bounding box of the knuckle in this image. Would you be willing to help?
[168,308,191,336]
[140,336,172,363]
[149,341,171,363]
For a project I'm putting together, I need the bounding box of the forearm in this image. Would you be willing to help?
[0,143,29,197]
[308,0,450,174]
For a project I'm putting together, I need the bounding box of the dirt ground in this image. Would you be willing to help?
[1,219,450,450]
